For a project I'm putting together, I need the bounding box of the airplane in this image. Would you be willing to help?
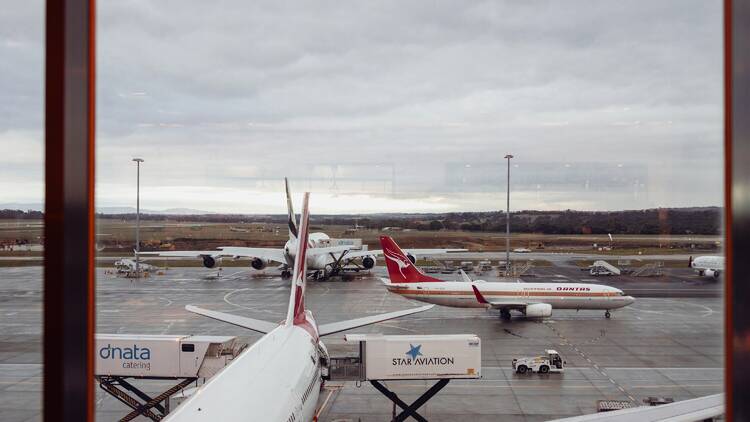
[379,235,635,319]
[689,255,724,279]
[113,258,158,274]
[163,193,433,422]
[143,178,463,280]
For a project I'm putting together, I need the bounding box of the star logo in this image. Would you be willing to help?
[405,344,423,360]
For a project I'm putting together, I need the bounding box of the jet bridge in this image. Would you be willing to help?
[95,334,245,421]
[326,334,481,422]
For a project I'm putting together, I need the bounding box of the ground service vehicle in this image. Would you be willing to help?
[512,350,565,374]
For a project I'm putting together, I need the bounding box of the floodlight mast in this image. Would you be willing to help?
[132,158,144,276]
[504,154,513,276]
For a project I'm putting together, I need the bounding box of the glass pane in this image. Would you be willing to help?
[0,1,45,420]
[94,2,724,420]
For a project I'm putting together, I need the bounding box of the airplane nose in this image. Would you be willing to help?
[625,296,636,306]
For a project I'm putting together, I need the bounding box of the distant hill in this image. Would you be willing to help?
[0,204,212,215]
[0,206,722,235]
[96,207,214,215]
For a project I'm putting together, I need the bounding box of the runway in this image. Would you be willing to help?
[0,266,724,421]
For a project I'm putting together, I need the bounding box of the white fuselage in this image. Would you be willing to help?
[164,322,322,422]
[691,256,724,272]
[285,232,341,270]
[385,281,635,311]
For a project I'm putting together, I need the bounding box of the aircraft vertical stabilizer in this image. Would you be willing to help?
[285,177,298,240]
[380,236,443,283]
[286,192,310,327]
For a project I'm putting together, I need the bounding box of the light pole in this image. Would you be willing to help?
[132,158,144,276]
[504,154,513,276]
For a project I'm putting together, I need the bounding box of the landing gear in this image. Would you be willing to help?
[500,309,512,320]
[605,310,611,319]
[281,270,292,278]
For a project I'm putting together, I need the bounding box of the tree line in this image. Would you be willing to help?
[0,207,721,235]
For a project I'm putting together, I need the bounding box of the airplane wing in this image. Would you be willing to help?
[185,305,280,334]
[140,247,287,264]
[216,247,286,263]
[345,247,467,260]
[546,393,723,422]
[471,285,528,309]
[318,304,434,336]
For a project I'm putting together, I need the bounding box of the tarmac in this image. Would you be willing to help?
[0,263,724,421]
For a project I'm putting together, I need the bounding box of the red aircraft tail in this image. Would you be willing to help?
[286,193,311,327]
[379,235,443,283]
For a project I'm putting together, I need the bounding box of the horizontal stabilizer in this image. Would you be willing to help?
[185,305,279,334]
[318,304,433,336]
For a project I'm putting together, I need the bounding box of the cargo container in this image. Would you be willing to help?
[345,334,481,381]
[95,334,240,378]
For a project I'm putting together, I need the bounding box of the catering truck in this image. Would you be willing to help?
[95,334,241,378]
[343,334,481,381]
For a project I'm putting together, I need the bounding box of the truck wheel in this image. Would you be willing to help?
[516,365,528,374]
[539,365,549,374]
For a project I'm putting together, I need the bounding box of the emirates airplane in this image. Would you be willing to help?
[145,178,460,279]
[379,236,635,319]
[164,195,432,422]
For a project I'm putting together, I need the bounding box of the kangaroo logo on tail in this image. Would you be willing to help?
[379,236,443,283]
[383,248,411,280]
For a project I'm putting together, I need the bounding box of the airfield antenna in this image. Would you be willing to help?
[132,158,144,277]
[504,154,513,276]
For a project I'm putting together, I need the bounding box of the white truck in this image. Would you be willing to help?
[95,334,243,378]
[344,334,482,381]
[512,349,565,374]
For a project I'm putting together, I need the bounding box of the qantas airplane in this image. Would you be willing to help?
[164,194,432,422]
[689,255,724,279]
[144,178,462,279]
[379,236,635,319]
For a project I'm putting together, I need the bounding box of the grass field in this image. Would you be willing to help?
[0,219,721,256]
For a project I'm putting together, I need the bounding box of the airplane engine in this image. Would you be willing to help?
[704,269,720,279]
[202,255,222,269]
[406,253,416,264]
[524,303,552,318]
[251,258,269,270]
[362,255,376,269]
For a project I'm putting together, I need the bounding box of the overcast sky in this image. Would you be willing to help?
[0,1,723,214]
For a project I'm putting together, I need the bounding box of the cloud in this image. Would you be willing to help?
[0,0,723,212]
